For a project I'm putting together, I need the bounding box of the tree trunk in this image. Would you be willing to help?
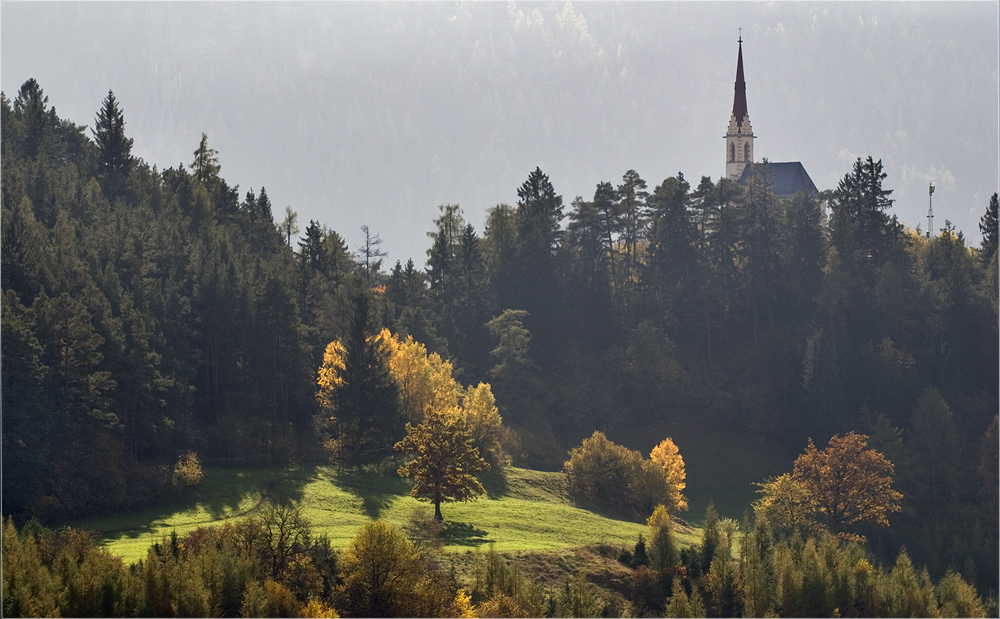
[434,499,443,521]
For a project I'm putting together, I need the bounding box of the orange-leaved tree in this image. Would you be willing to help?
[793,432,902,533]
[758,432,902,540]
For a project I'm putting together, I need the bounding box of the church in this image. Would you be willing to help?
[724,36,818,199]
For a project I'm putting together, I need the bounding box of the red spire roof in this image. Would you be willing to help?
[732,37,748,128]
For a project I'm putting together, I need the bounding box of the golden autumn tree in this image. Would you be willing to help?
[753,473,818,535]
[316,340,346,412]
[380,329,460,423]
[792,432,902,534]
[316,340,348,459]
[460,382,505,468]
[757,432,902,541]
[395,408,488,521]
[649,437,688,513]
[381,329,506,469]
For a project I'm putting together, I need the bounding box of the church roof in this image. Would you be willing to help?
[737,162,819,199]
[732,39,748,127]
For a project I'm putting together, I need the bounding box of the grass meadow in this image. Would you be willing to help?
[74,465,699,566]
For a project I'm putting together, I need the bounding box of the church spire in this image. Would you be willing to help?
[725,31,754,180]
[732,33,748,127]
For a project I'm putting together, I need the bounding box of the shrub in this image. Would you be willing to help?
[563,431,669,515]
[172,450,204,488]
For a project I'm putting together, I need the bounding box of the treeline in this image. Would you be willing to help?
[2,78,997,592]
[2,501,990,617]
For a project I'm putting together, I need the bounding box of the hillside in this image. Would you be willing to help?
[74,465,700,566]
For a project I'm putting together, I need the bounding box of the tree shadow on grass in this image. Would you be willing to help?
[442,520,491,546]
[479,468,509,499]
[78,464,322,543]
[334,465,412,520]
[566,493,647,526]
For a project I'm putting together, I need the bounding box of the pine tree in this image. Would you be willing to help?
[830,156,901,272]
[513,167,564,359]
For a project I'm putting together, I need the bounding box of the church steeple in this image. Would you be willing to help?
[732,35,748,127]
[726,32,754,179]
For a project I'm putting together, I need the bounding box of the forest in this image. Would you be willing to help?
[1,78,997,617]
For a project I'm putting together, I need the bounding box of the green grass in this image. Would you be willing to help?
[75,464,674,566]
[74,417,793,566]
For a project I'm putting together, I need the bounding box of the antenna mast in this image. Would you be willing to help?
[927,181,935,238]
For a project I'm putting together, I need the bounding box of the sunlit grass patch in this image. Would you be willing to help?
[77,464,698,565]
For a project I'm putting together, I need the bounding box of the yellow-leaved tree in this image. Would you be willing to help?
[460,382,505,468]
[381,330,460,423]
[649,437,688,513]
[315,340,348,459]
[380,329,506,468]
[315,340,346,412]
[318,329,507,470]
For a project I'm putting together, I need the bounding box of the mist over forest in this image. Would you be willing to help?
[2,3,998,614]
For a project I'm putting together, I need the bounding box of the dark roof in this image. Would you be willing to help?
[738,162,819,199]
[732,40,748,127]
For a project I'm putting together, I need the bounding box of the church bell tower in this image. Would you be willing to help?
[726,33,754,179]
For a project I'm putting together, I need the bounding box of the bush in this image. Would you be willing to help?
[172,450,203,488]
[563,431,668,515]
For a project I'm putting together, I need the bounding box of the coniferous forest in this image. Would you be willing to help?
[2,79,998,617]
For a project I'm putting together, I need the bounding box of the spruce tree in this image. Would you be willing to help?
[92,90,133,194]
[979,192,998,264]
[336,291,401,460]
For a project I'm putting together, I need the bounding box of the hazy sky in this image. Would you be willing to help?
[3,2,998,265]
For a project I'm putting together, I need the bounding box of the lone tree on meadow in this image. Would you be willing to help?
[395,408,488,521]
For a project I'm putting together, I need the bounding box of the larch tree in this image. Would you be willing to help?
[395,407,488,521]
[649,437,688,513]
[646,504,678,572]
[280,206,299,248]
[190,132,220,184]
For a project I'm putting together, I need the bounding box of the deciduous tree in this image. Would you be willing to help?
[792,432,902,539]
[395,408,488,521]
[338,520,424,617]
[649,437,688,513]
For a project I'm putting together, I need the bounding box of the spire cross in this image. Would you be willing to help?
[738,27,742,43]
